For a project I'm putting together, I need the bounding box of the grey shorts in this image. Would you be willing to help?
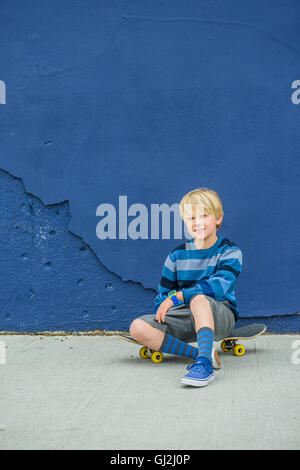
[137,295,235,342]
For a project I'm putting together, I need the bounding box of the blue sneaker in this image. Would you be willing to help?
[181,359,215,387]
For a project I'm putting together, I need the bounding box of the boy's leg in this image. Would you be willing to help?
[190,294,215,363]
[181,294,235,386]
[190,294,215,332]
[130,304,222,367]
[181,295,215,387]
[129,318,198,360]
[130,319,165,351]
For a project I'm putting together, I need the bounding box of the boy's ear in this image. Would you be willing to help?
[216,215,223,225]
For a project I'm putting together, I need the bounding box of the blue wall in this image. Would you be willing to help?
[0,1,299,332]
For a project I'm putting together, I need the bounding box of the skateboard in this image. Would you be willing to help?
[220,323,267,356]
[117,335,164,363]
[118,323,267,363]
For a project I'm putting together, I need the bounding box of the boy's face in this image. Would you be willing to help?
[183,205,223,242]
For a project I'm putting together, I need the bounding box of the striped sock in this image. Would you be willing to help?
[196,327,214,364]
[159,333,198,360]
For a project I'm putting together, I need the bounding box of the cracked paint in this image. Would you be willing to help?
[0,168,156,331]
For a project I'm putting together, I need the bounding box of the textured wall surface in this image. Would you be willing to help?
[0,169,155,332]
[0,1,299,332]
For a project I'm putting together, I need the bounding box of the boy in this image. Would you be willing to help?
[129,188,243,387]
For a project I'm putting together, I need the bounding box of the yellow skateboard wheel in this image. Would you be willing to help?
[151,351,163,363]
[139,346,150,359]
[221,340,231,352]
[233,344,245,356]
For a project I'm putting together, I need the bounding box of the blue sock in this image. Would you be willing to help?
[159,333,198,360]
[196,327,214,364]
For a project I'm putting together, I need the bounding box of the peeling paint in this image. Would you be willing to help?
[0,168,156,332]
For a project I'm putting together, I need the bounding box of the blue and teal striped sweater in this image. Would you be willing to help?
[154,234,243,320]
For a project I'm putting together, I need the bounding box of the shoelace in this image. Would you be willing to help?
[186,361,211,373]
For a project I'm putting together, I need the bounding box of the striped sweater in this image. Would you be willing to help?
[154,234,243,320]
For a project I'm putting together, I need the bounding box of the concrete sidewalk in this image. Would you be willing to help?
[0,334,299,450]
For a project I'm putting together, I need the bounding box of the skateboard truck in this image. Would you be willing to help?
[220,339,245,356]
[139,346,164,363]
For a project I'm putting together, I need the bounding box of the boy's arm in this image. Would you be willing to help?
[180,247,243,305]
[154,252,179,314]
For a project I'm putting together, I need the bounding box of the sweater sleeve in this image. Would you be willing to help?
[181,247,243,306]
[153,252,181,314]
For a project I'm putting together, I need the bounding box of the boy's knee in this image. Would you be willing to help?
[190,295,212,317]
[129,318,149,342]
[190,294,209,309]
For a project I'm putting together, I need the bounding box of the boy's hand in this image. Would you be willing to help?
[155,297,174,324]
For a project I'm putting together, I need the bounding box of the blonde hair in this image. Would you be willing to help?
[179,187,224,230]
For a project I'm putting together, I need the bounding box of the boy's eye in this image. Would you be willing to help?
[185,214,208,221]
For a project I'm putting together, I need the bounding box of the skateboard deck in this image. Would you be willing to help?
[220,323,267,356]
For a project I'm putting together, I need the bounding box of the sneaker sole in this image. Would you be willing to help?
[181,373,215,387]
[212,349,221,370]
